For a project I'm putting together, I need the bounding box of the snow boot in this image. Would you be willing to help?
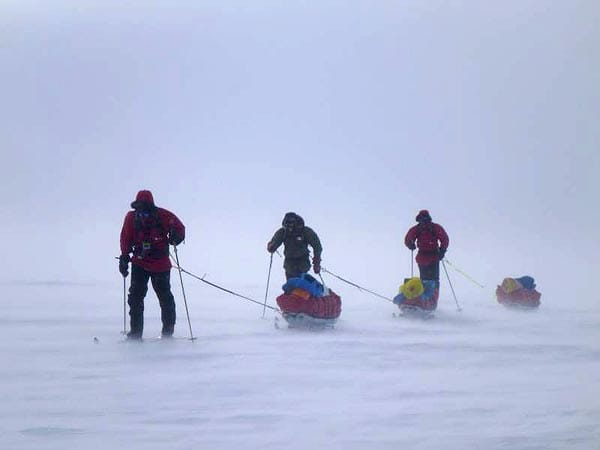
[161,324,174,337]
[126,330,142,340]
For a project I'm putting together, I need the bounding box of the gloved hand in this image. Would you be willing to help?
[267,242,275,253]
[119,254,130,277]
[313,257,321,274]
[438,247,447,260]
[169,228,183,246]
[407,242,416,251]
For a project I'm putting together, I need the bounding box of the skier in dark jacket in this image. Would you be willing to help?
[267,212,323,280]
[119,190,185,339]
[404,210,449,287]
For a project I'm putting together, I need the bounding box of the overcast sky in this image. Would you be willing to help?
[1,1,598,303]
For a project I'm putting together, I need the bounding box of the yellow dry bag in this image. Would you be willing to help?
[400,277,425,299]
[500,277,523,294]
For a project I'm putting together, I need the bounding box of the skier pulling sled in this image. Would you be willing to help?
[276,274,342,329]
[393,277,438,319]
[399,210,449,318]
[496,276,541,309]
[266,212,340,328]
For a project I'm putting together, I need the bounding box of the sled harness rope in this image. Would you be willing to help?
[443,259,485,289]
[172,246,196,341]
[170,256,281,313]
[322,267,393,303]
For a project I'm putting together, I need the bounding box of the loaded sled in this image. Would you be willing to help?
[393,278,439,318]
[276,274,342,328]
[496,276,541,309]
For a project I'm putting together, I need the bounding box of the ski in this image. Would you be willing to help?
[108,335,194,344]
[281,313,337,330]
[393,307,435,320]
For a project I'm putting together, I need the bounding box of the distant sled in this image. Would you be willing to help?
[393,278,439,318]
[276,274,342,329]
[496,276,541,309]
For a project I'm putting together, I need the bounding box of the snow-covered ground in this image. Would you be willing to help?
[2,278,599,450]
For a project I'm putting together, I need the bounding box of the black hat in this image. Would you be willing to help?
[416,210,432,223]
[282,212,304,227]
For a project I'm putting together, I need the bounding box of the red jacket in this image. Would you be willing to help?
[120,207,185,273]
[404,222,449,266]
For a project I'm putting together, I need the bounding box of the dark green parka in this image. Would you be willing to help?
[268,226,322,261]
[267,214,322,278]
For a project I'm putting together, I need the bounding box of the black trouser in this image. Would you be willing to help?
[128,264,176,335]
[418,261,440,288]
[284,257,311,280]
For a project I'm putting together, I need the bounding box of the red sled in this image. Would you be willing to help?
[496,286,541,309]
[394,279,440,315]
[276,289,342,319]
[399,288,440,312]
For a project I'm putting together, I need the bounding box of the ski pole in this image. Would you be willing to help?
[442,260,462,311]
[173,246,196,340]
[317,273,329,293]
[123,276,127,335]
[411,250,414,278]
[116,256,128,335]
[318,273,326,286]
[262,253,274,318]
[322,267,393,303]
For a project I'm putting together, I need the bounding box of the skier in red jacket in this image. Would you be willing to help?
[404,210,449,287]
[119,190,185,339]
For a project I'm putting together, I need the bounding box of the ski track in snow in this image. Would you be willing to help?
[1,283,599,450]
